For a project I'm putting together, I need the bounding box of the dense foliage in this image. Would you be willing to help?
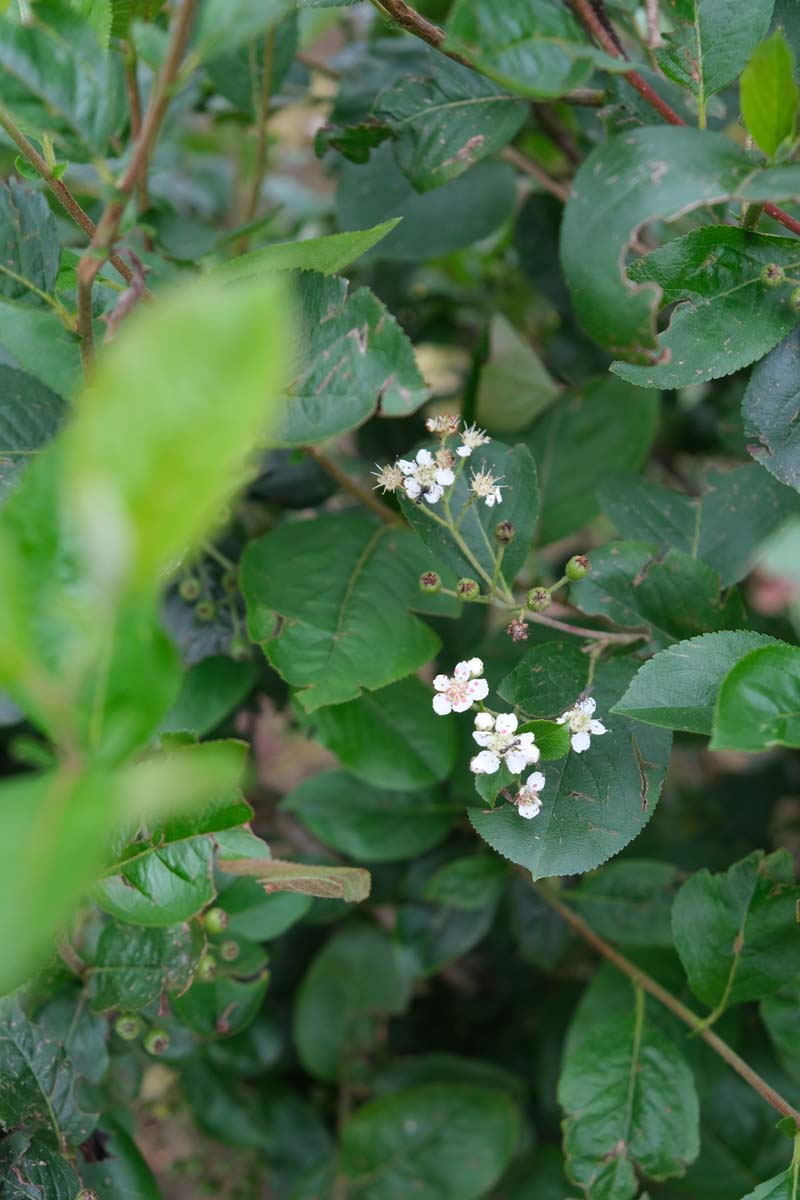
[2,0,800,1196]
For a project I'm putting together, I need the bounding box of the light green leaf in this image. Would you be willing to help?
[294,924,409,1080]
[712,642,800,750]
[192,0,292,61]
[208,220,402,282]
[305,677,457,790]
[400,441,539,588]
[0,366,66,501]
[597,465,800,586]
[217,856,371,902]
[0,298,81,395]
[475,314,560,434]
[87,918,204,1012]
[565,859,679,947]
[275,272,427,446]
[446,0,625,99]
[743,328,800,491]
[657,0,774,117]
[559,988,700,1198]
[337,1083,519,1199]
[560,125,800,360]
[374,53,527,191]
[524,377,659,545]
[283,770,455,862]
[337,142,517,262]
[241,511,441,711]
[742,28,799,159]
[70,0,112,46]
[613,630,779,733]
[470,659,672,879]
[613,228,800,389]
[672,849,800,1013]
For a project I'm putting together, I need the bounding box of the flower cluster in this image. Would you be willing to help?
[470,712,538,775]
[373,416,500,507]
[432,658,488,714]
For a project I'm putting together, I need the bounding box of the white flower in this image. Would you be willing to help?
[372,463,404,493]
[426,413,461,436]
[398,448,455,504]
[432,658,489,715]
[469,467,503,507]
[515,771,545,819]
[470,712,539,775]
[457,422,491,458]
[557,697,608,753]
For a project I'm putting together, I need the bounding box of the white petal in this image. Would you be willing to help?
[526,771,546,791]
[433,674,450,691]
[556,711,570,725]
[456,445,472,457]
[424,483,444,503]
[435,468,455,486]
[474,712,494,730]
[517,802,541,820]
[472,731,492,747]
[578,697,597,715]
[397,459,415,475]
[495,713,518,735]
[416,448,433,466]
[589,720,607,735]
[467,657,484,676]
[432,693,452,715]
[484,493,497,507]
[571,730,591,753]
[451,693,474,713]
[470,750,500,775]
[505,749,527,774]
[453,661,470,681]
[404,477,421,499]
[468,678,489,702]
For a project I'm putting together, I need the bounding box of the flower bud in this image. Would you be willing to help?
[195,599,216,622]
[222,569,239,593]
[204,906,228,934]
[526,586,551,612]
[144,1027,170,1056]
[457,578,480,601]
[179,577,201,602]
[419,571,442,595]
[761,263,786,287]
[565,554,591,581]
[790,286,800,310]
[197,953,217,983]
[494,521,516,546]
[114,1013,143,1041]
[219,939,240,962]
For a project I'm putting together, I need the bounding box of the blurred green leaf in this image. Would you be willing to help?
[712,643,800,750]
[171,937,269,1038]
[209,220,402,282]
[565,859,679,948]
[742,29,799,159]
[0,366,66,502]
[744,328,800,491]
[159,655,258,736]
[475,315,560,434]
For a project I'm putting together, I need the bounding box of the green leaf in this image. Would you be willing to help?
[208,220,402,282]
[657,0,773,117]
[0,179,60,303]
[204,11,297,117]
[519,718,572,760]
[293,923,409,1080]
[216,877,312,940]
[524,377,659,544]
[171,937,270,1038]
[743,328,800,491]
[613,631,779,733]
[597,466,800,586]
[337,1083,519,1199]
[0,1132,81,1200]
[65,273,291,588]
[0,1003,96,1144]
[474,315,560,434]
[400,441,539,588]
[672,849,800,1013]
[35,988,108,1085]
[762,981,800,1083]
[87,918,204,1012]
[0,366,66,502]
[217,856,372,902]
[712,642,800,750]
[0,297,81,395]
[560,125,800,360]
[565,859,679,948]
[612,228,800,389]
[70,0,112,46]
[422,855,509,911]
[191,0,292,60]
[373,53,527,191]
[742,28,799,159]
[559,988,700,1198]
[571,543,738,650]
[0,1,126,158]
[738,1165,800,1199]
[337,142,517,262]
[305,677,457,790]
[470,659,672,879]
[80,1115,164,1200]
[282,770,455,862]
[241,511,441,711]
[445,0,625,99]
[499,640,590,718]
[159,655,258,736]
[274,272,427,446]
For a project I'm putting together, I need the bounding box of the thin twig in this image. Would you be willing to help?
[76,0,199,366]
[306,446,403,524]
[0,104,134,286]
[238,26,277,255]
[570,0,800,236]
[367,0,470,65]
[523,608,647,645]
[501,146,570,202]
[534,104,581,165]
[534,882,800,1127]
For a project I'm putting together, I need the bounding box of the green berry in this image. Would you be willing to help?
[114,1013,143,1041]
[179,577,201,602]
[457,578,480,601]
[526,586,551,612]
[219,939,240,962]
[229,636,253,663]
[222,569,239,593]
[790,286,800,310]
[494,521,516,545]
[195,599,216,622]
[144,1027,170,1056]
[565,554,591,581]
[197,953,217,983]
[761,263,786,287]
[419,571,442,595]
[203,906,229,934]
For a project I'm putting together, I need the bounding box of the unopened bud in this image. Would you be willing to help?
[457,578,480,601]
[494,521,516,546]
[526,586,551,612]
[197,953,217,983]
[114,1013,143,1041]
[565,554,591,581]
[219,939,240,962]
[204,906,228,934]
[179,577,201,602]
[419,571,442,595]
[761,263,785,287]
[144,1028,170,1056]
[195,599,216,622]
